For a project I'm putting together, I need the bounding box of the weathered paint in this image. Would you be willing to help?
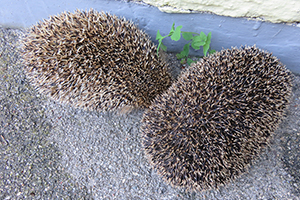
[143,0,300,23]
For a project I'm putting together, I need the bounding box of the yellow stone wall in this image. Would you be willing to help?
[143,0,300,23]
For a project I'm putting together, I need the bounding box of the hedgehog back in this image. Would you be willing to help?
[141,46,292,191]
[22,9,172,112]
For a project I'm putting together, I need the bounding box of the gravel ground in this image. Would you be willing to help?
[0,27,299,199]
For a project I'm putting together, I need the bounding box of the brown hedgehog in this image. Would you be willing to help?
[141,46,292,191]
[21,9,172,112]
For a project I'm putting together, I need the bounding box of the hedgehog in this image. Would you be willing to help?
[141,46,292,191]
[21,9,172,112]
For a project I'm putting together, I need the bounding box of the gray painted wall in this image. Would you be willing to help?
[1,0,299,73]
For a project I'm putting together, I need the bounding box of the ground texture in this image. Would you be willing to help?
[0,28,299,199]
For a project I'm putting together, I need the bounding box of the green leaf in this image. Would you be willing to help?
[171,25,182,41]
[206,32,212,44]
[176,52,186,60]
[157,41,161,56]
[171,23,176,32]
[209,49,216,55]
[168,22,176,36]
[187,58,195,65]
[182,32,194,41]
[203,32,211,56]
[191,40,205,50]
[203,45,209,56]
[156,39,167,56]
[176,43,190,59]
[176,52,184,60]
[160,42,167,51]
[181,43,190,58]
[199,32,207,41]
[192,35,204,43]
[156,30,163,40]
[180,59,186,64]
[191,33,207,50]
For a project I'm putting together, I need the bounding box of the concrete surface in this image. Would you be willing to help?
[0,0,299,74]
[0,26,300,200]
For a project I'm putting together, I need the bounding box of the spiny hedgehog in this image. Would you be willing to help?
[21,9,172,112]
[141,46,292,191]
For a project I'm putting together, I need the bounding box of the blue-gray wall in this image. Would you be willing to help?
[1,0,299,73]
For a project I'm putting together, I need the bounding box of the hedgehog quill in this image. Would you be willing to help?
[141,46,292,191]
[21,9,172,112]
